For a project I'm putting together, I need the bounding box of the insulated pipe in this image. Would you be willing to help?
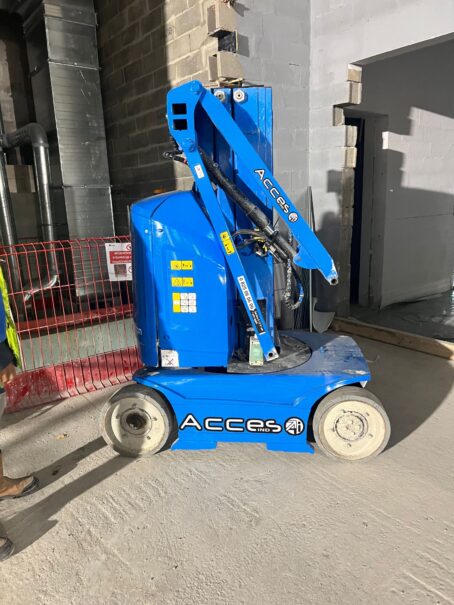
[1,122,49,149]
[0,123,58,299]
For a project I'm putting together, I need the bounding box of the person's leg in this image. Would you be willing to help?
[0,391,5,418]
[0,390,40,561]
[0,391,14,561]
[0,535,14,561]
[0,391,39,500]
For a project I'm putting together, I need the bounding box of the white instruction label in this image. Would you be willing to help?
[161,349,179,368]
[194,164,205,179]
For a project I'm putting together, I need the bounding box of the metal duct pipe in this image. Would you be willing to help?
[0,154,18,248]
[0,108,21,294]
[0,123,58,299]
[0,153,22,295]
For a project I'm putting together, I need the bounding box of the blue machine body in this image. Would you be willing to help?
[130,82,371,454]
[134,332,370,453]
[132,190,235,368]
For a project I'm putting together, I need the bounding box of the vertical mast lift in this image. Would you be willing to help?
[100,82,390,462]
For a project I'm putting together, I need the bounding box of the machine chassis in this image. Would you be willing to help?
[132,331,370,454]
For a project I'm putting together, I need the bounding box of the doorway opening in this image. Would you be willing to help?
[344,38,454,341]
[346,115,364,305]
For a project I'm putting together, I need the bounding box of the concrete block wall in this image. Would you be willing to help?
[96,0,221,234]
[0,13,40,247]
[309,0,454,313]
[237,0,311,208]
[0,14,34,139]
[0,37,15,133]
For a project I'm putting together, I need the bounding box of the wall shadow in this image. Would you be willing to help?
[359,337,454,450]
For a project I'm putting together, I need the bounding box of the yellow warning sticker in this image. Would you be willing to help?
[171,260,193,270]
[220,231,235,255]
[172,277,194,287]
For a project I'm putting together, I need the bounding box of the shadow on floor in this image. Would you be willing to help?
[36,437,107,490]
[2,402,58,430]
[0,392,111,450]
[360,337,454,449]
[2,439,132,554]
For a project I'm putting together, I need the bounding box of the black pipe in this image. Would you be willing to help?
[199,148,296,261]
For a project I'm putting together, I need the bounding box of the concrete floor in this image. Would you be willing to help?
[1,336,453,605]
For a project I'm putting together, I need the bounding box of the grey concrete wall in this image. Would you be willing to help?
[353,40,454,308]
[309,0,454,313]
[237,0,311,207]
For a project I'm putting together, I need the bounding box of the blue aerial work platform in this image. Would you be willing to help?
[101,82,390,462]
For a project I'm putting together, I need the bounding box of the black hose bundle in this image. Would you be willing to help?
[198,148,296,262]
[199,149,304,311]
[163,143,304,310]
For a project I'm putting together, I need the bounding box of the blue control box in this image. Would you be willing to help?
[131,190,235,368]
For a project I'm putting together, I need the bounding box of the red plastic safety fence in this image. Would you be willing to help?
[0,237,141,413]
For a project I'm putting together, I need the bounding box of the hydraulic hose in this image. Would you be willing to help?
[198,148,296,261]
[283,234,304,310]
[163,143,305,310]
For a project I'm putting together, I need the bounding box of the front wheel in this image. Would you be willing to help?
[313,386,390,462]
[101,385,175,457]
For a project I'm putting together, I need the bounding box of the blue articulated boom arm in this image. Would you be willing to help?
[167,81,338,361]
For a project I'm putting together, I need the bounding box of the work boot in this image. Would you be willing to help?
[0,451,39,501]
[0,536,14,561]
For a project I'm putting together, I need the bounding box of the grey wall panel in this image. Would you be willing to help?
[64,187,114,238]
[49,62,110,187]
[46,16,99,67]
[23,0,114,245]
[43,0,97,26]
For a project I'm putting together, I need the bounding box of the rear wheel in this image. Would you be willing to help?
[313,387,390,461]
[101,385,174,457]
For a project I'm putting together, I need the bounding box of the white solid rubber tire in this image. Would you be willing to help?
[313,386,390,462]
[101,385,173,457]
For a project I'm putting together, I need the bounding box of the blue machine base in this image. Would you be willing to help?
[134,331,370,454]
